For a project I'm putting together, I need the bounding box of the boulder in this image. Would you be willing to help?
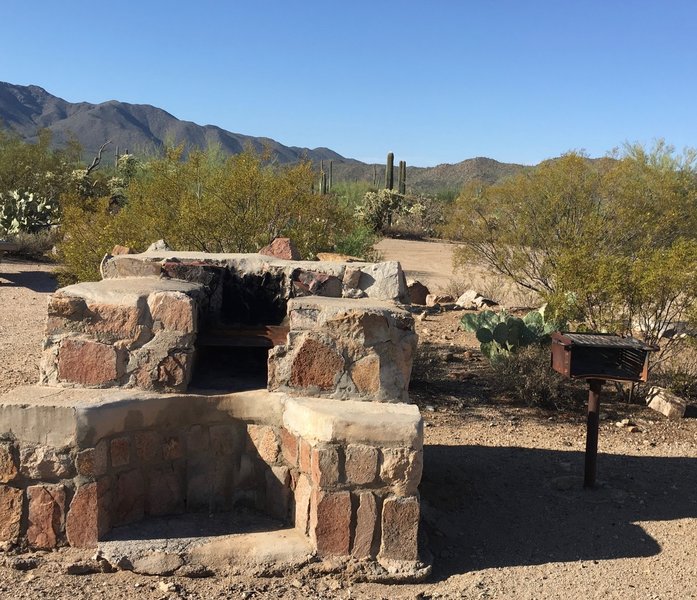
[425,294,454,307]
[259,237,301,260]
[455,289,499,310]
[147,239,171,251]
[406,280,430,305]
[646,386,687,420]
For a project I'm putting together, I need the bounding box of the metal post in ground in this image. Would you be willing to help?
[584,378,604,488]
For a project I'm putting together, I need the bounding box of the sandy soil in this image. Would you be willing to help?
[374,238,539,307]
[0,246,696,599]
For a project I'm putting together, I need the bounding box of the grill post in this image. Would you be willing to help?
[584,378,604,488]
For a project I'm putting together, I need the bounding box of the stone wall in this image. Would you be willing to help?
[102,251,409,304]
[269,297,417,402]
[40,278,203,392]
[41,273,417,402]
[4,250,425,572]
[0,387,423,565]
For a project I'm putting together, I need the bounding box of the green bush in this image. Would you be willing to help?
[444,143,697,367]
[58,147,358,281]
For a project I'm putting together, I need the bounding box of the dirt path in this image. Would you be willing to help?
[0,249,696,599]
[375,238,537,306]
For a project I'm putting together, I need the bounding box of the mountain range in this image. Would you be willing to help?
[0,81,526,193]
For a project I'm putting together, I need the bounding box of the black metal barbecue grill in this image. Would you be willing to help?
[551,332,657,488]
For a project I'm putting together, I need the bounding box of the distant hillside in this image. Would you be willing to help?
[332,156,526,193]
[0,81,526,193]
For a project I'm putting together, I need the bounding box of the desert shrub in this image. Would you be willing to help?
[648,339,697,403]
[58,147,356,281]
[333,222,381,261]
[357,188,446,238]
[356,189,403,232]
[384,194,446,238]
[444,143,697,367]
[0,130,83,236]
[3,228,60,259]
[0,130,79,206]
[491,346,584,409]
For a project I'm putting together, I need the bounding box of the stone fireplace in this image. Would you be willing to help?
[0,250,426,578]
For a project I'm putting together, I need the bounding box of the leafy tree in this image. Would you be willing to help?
[444,144,697,366]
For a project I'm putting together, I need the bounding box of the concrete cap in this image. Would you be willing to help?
[282,396,422,450]
[58,278,203,306]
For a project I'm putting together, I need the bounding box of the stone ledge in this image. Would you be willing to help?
[282,397,422,450]
[57,278,204,306]
[103,252,407,302]
[0,386,285,448]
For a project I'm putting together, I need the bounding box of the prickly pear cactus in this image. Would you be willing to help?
[460,309,565,362]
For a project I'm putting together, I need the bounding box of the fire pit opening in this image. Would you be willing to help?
[192,269,290,391]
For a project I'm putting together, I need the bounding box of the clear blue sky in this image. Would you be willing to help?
[3,1,696,166]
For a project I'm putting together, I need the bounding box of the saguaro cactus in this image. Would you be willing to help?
[385,152,394,190]
[318,160,327,195]
[398,160,406,194]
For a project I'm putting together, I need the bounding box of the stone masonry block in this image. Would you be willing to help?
[280,428,298,467]
[310,490,352,556]
[379,495,420,561]
[311,444,340,488]
[299,438,312,473]
[135,431,162,464]
[27,484,66,549]
[75,440,108,478]
[0,485,23,543]
[352,492,379,559]
[48,294,87,320]
[20,446,74,480]
[156,352,191,389]
[350,354,381,394]
[209,424,236,456]
[65,479,111,548]
[289,337,344,391]
[186,425,210,455]
[187,457,233,512]
[345,444,378,485]
[247,425,279,464]
[58,338,119,386]
[0,441,18,483]
[146,465,184,516]
[294,473,312,536]
[112,469,145,527]
[148,291,197,333]
[110,436,131,468]
[380,448,423,496]
[85,303,144,343]
[162,435,184,461]
[266,465,291,520]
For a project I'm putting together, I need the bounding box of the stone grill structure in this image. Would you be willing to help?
[0,251,425,577]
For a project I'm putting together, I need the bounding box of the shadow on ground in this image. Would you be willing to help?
[0,269,57,293]
[421,443,697,579]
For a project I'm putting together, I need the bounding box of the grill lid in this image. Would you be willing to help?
[552,332,657,351]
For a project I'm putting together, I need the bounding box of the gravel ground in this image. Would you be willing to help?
[0,250,695,599]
